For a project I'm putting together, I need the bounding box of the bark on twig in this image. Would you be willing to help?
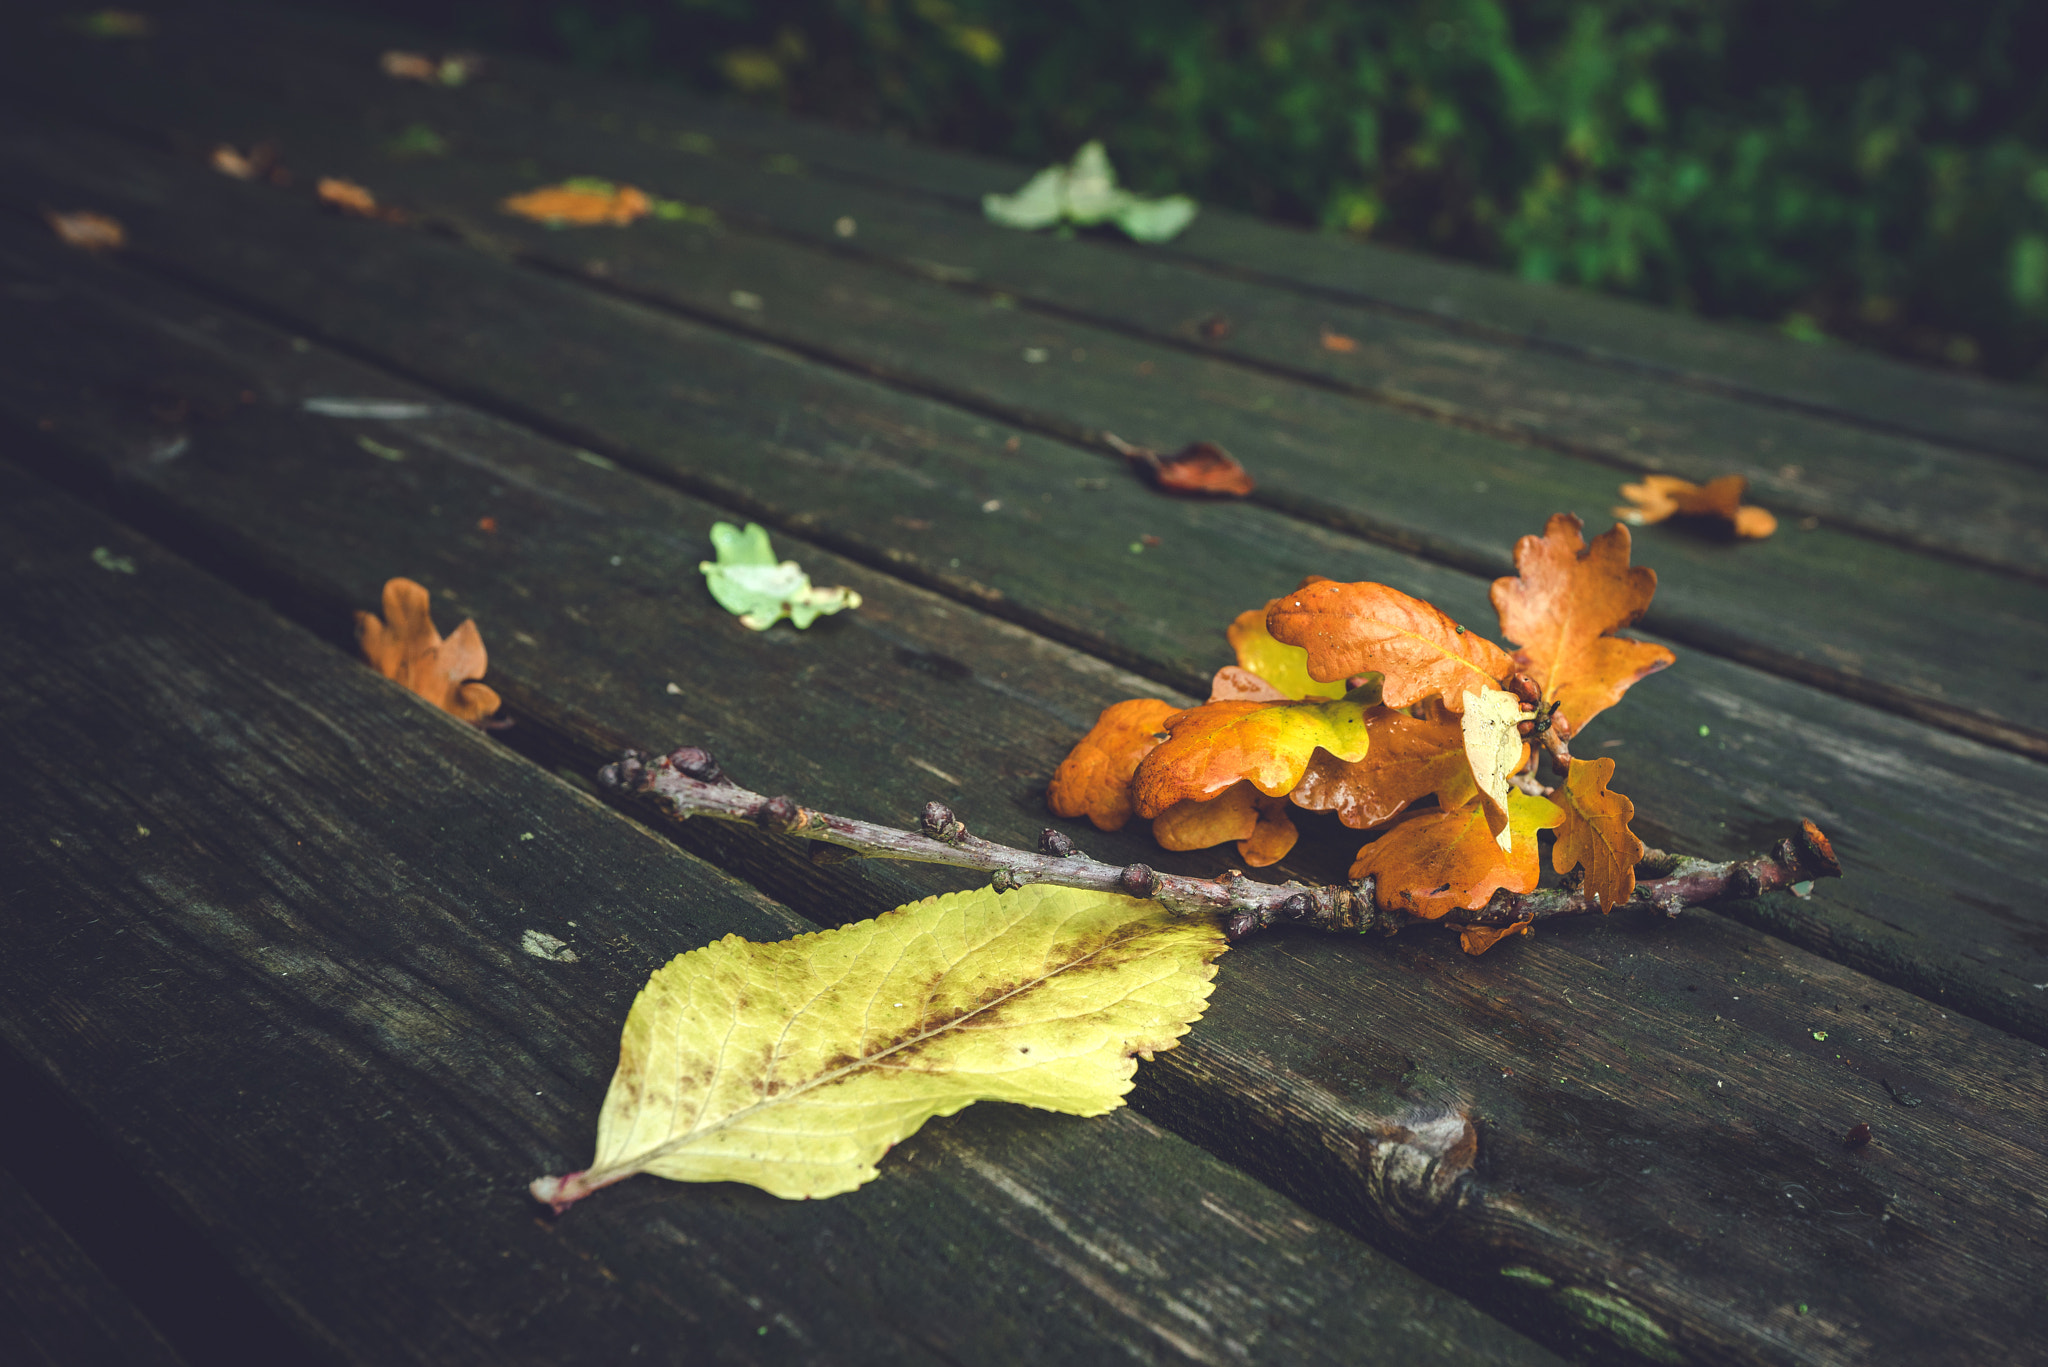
[602,747,1842,944]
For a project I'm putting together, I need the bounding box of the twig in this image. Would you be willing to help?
[601,747,1843,944]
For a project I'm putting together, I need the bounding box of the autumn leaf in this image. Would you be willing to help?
[1151,780,1299,867]
[699,521,860,630]
[43,209,124,253]
[1616,473,1777,539]
[1461,687,1530,850]
[1266,580,1516,711]
[317,177,405,222]
[1225,592,1350,700]
[355,577,501,724]
[530,884,1226,1207]
[1115,439,1254,497]
[1133,697,1371,817]
[380,50,438,80]
[1288,701,1476,829]
[1047,698,1182,831]
[1490,514,1675,736]
[1458,921,1533,956]
[1550,756,1643,910]
[502,179,655,227]
[1350,792,1562,920]
[1319,327,1359,353]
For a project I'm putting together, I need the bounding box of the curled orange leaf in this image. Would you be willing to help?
[1458,921,1532,956]
[1289,701,1475,829]
[1266,580,1515,711]
[1550,756,1642,911]
[502,180,654,227]
[1046,698,1181,832]
[355,577,501,724]
[1349,792,1561,920]
[1133,698,1370,818]
[1151,780,1298,868]
[1616,473,1776,539]
[1490,514,1674,735]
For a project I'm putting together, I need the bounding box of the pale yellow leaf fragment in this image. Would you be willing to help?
[1461,688,1527,851]
[533,886,1226,1206]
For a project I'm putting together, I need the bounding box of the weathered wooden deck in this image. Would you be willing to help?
[2,4,2045,1364]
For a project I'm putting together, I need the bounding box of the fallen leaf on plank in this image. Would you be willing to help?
[43,209,124,253]
[1151,779,1299,867]
[1319,327,1359,353]
[355,577,501,724]
[699,521,860,630]
[380,49,483,85]
[1267,580,1516,711]
[982,141,1198,243]
[1460,686,1530,851]
[1289,700,1476,829]
[1616,473,1777,539]
[1108,434,1254,497]
[1490,513,1674,736]
[1048,698,1182,832]
[502,178,653,227]
[317,177,406,222]
[1349,791,1561,920]
[530,884,1226,1206]
[1225,588,1349,700]
[1132,697,1371,816]
[1550,756,1643,910]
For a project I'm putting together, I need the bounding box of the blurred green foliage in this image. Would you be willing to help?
[389,0,2048,379]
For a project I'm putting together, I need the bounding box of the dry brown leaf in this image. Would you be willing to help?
[1047,698,1182,832]
[316,176,404,222]
[1550,756,1642,910]
[502,181,654,227]
[356,578,501,724]
[211,144,257,180]
[1288,701,1477,829]
[1151,780,1298,867]
[1267,580,1516,711]
[1490,513,1675,735]
[1458,921,1533,955]
[1616,473,1777,539]
[43,209,124,253]
[1349,792,1562,920]
[1319,327,1359,353]
[1116,439,1254,498]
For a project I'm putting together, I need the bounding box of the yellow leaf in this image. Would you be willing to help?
[532,886,1226,1207]
[1226,596,1348,700]
[1460,687,1527,851]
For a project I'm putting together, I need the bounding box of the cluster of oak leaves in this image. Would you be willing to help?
[1048,513,1673,954]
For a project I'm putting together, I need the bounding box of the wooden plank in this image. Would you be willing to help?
[3,240,2046,1365]
[111,0,2048,469]
[48,17,2048,587]
[3,121,2046,776]
[5,164,2048,1044]
[0,459,1560,1367]
[0,1169,189,1367]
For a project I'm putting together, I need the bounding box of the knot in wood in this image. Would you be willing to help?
[1361,1109,1478,1237]
[1117,863,1160,899]
[1037,828,1079,858]
[666,746,725,784]
[921,801,967,844]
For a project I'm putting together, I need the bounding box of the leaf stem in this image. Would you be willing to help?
[603,748,1842,944]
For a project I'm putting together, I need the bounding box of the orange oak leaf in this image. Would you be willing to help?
[1132,698,1370,818]
[1151,780,1299,868]
[43,209,125,253]
[318,177,382,218]
[1289,702,1475,829]
[1458,921,1532,956]
[1490,514,1675,735]
[1046,698,1182,831]
[1349,791,1561,919]
[355,577,502,724]
[502,180,654,227]
[1266,580,1516,711]
[1226,591,1347,700]
[1118,440,1255,497]
[1550,756,1643,911]
[1616,473,1777,539]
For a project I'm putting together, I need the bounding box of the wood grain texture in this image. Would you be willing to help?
[49,19,2048,584]
[4,187,2047,1042]
[0,461,1560,1367]
[2,245,2045,1363]
[0,1169,189,1367]
[90,0,2048,471]
[4,94,2045,772]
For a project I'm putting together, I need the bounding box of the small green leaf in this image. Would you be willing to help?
[700,522,860,630]
[385,123,449,159]
[91,546,137,574]
[983,141,1198,243]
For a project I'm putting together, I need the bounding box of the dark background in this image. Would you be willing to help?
[330,0,2048,383]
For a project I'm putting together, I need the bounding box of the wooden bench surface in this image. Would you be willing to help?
[2,3,2044,1364]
